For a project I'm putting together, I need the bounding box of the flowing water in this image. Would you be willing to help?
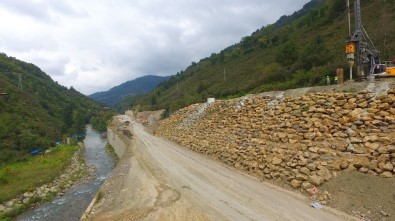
[17,125,115,221]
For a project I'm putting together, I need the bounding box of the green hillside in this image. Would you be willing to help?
[0,53,113,164]
[126,0,395,115]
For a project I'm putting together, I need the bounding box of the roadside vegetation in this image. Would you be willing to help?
[105,144,119,162]
[0,145,78,204]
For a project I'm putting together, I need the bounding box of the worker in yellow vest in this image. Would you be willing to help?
[334,76,338,84]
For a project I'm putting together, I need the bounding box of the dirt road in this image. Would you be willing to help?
[85,119,355,221]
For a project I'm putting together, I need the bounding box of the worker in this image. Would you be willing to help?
[326,76,330,85]
[334,76,338,84]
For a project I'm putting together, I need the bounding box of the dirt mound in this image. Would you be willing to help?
[321,169,394,221]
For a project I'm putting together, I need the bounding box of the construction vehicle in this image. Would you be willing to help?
[373,60,395,77]
[345,0,394,79]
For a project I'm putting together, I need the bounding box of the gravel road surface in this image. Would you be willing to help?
[86,118,355,221]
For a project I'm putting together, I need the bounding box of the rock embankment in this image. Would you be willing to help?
[156,84,395,202]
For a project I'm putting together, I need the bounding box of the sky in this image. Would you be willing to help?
[0,0,310,95]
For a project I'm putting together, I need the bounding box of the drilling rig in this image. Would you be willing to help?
[345,0,395,79]
[345,0,380,80]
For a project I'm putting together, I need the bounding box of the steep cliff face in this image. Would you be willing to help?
[156,80,395,193]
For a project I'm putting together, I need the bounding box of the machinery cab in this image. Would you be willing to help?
[374,60,395,76]
[373,64,387,75]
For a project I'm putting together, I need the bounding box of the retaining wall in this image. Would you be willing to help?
[107,127,130,158]
[156,85,395,197]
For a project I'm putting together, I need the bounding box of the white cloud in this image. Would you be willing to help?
[0,0,310,95]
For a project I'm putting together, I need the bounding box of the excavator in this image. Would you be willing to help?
[345,0,395,79]
[373,60,395,77]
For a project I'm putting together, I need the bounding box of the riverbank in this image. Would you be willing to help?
[0,143,93,220]
[16,125,115,221]
[81,116,134,220]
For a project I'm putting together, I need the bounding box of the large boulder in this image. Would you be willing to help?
[290,179,303,189]
[308,175,324,186]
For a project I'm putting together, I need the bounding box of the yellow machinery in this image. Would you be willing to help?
[385,65,395,76]
[374,61,395,77]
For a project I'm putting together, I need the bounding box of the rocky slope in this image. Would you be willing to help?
[155,80,395,220]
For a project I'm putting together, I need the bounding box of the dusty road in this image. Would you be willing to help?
[86,119,355,221]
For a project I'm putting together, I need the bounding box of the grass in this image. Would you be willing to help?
[95,190,104,204]
[105,143,119,162]
[0,145,78,204]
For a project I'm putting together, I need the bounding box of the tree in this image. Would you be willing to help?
[275,42,299,66]
[151,95,157,108]
[62,105,73,133]
[300,36,331,70]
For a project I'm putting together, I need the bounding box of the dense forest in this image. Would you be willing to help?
[122,0,395,115]
[0,53,114,164]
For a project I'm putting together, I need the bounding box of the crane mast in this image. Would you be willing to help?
[345,0,380,80]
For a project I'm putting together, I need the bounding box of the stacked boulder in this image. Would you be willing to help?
[156,88,395,194]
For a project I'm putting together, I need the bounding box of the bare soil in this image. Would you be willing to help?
[321,169,395,221]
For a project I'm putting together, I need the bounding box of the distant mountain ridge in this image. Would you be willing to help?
[89,75,170,107]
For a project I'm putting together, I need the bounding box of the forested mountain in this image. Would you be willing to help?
[0,53,111,164]
[127,0,395,115]
[89,75,169,107]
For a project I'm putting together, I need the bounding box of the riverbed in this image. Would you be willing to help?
[17,125,115,221]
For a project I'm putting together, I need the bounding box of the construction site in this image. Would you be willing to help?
[79,1,395,221]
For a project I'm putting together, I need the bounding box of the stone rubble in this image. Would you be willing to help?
[155,87,395,204]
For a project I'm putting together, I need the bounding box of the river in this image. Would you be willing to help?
[17,125,115,221]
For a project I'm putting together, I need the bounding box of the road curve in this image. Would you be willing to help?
[131,122,353,221]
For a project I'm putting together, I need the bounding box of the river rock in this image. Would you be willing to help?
[23,197,31,204]
[5,200,14,207]
[23,192,34,198]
